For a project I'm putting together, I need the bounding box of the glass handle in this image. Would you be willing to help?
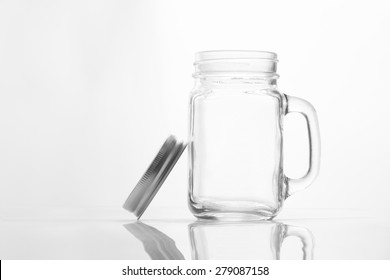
[282,226,314,260]
[285,95,321,197]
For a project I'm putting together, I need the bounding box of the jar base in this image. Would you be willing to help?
[194,211,275,221]
[190,201,279,221]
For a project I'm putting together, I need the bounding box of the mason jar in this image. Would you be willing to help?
[188,51,320,220]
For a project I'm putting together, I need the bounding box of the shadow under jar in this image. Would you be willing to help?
[188,51,320,220]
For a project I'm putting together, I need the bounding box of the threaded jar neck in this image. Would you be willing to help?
[193,50,279,79]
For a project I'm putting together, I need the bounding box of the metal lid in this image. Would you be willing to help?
[123,135,186,219]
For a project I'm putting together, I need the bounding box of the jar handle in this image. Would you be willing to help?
[284,95,321,197]
[281,225,314,260]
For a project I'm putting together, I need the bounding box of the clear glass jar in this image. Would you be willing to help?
[188,51,320,220]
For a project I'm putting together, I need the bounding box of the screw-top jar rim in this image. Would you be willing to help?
[193,50,279,78]
[194,50,278,64]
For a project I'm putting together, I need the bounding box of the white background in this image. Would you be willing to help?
[1,0,390,217]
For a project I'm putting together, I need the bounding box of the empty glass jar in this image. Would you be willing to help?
[188,51,320,220]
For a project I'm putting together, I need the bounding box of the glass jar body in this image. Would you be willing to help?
[188,79,287,220]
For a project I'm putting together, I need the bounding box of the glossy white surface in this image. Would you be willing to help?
[1,208,389,259]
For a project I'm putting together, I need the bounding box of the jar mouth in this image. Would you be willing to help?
[194,50,278,64]
[193,50,279,78]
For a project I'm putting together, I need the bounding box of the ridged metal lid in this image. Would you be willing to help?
[123,136,186,219]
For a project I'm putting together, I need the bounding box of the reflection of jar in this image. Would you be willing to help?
[189,221,314,260]
[189,51,320,220]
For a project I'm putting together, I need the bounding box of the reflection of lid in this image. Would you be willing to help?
[123,135,186,219]
[124,222,185,260]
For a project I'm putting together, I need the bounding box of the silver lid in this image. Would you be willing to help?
[123,135,186,219]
